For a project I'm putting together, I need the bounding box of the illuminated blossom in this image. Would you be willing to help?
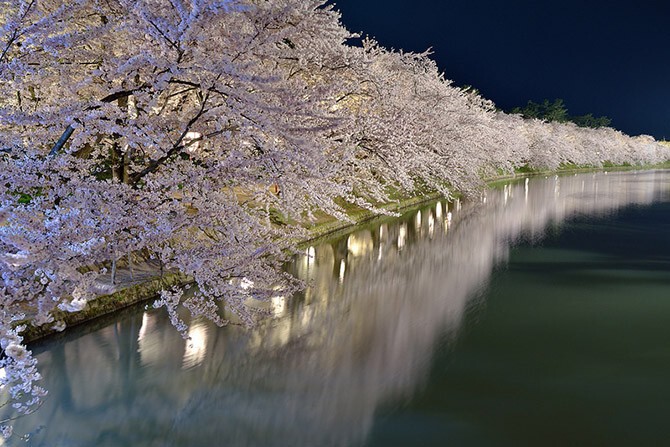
[0,0,668,429]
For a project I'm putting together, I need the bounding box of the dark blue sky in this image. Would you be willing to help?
[331,0,670,139]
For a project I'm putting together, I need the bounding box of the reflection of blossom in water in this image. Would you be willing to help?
[428,211,435,238]
[271,295,286,317]
[347,231,373,257]
[397,223,407,250]
[525,177,530,201]
[138,311,162,367]
[7,171,670,447]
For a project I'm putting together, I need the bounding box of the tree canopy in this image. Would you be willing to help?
[511,98,612,128]
[0,0,668,432]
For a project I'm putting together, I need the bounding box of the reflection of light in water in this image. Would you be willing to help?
[271,295,286,317]
[554,176,560,197]
[138,312,163,367]
[347,232,373,257]
[377,245,383,261]
[267,318,291,348]
[398,224,407,250]
[504,184,509,205]
[455,198,461,211]
[12,171,670,447]
[445,212,452,232]
[299,246,317,284]
[428,212,435,238]
[415,210,422,232]
[182,322,209,369]
[339,260,346,283]
[525,178,529,201]
[379,224,386,241]
[138,312,150,342]
[301,306,314,328]
[10,170,670,447]
[436,202,443,220]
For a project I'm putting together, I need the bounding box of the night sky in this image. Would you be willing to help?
[330,0,670,139]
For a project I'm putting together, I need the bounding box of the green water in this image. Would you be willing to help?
[366,204,670,447]
[5,170,670,446]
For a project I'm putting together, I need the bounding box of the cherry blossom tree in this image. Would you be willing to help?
[341,40,517,198]
[1,0,669,432]
[0,0,369,425]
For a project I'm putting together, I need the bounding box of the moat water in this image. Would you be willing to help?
[5,170,670,446]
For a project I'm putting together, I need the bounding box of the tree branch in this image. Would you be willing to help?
[0,0,36,65]
[98,85,149,104]
[129,93,210,184]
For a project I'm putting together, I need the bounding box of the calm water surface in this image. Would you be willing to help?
[5,170,670,446]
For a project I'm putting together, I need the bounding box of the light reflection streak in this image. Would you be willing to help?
[525,177,529,201]
[271,295,286,317]
[398,223,407,250]
[428,212,435,238]
[182,322,209,369]
[138,311,162,367]
[138,311,150,342]
[347,232,372,257]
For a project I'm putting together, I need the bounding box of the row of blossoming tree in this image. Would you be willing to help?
[0,0,668,429]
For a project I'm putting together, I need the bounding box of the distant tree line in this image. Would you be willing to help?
[511,99,612,129]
